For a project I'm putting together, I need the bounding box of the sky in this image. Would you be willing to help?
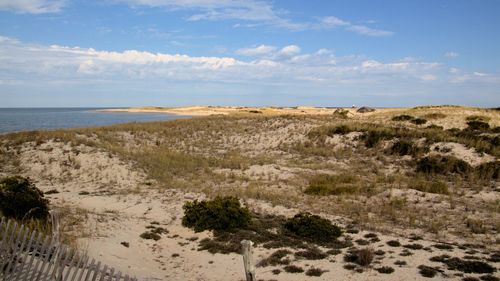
[0,0,499,107]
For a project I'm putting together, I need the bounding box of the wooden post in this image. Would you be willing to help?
[241,240,255,281]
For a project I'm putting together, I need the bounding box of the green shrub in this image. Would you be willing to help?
[474,161,499,180]
[327,125,353,136]
[389,140,427,156]
[392,115,414,121]
[426,124,444,130]
[376,266,395,274]
[0,176,50,220]
[283,265,304,273]
[418,265,439,278]
[363,131,388,148]
[182,196,251,232]
[305,267,326,276]
[431,255,495,274]
[284,212,342,243]
[466,115,490,122]
[416,156,471,176]
[410,118,428,125]
[466,120,490,131]
[344,248,374,267]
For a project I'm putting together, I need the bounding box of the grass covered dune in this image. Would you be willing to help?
[0,105,499,280]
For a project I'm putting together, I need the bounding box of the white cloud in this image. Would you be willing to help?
[236,45,276,56]
[116,1,393,36]
[1,35,476,87]
[420,74,437,81]
[320,16,349,27]
[0,0,64,14]
[473,71,488,77]
[316,16,393,37]
[347,25,394,37]
[279,45,300,56]
[444,52,459,58]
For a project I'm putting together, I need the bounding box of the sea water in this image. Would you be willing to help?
[0,108,189,133]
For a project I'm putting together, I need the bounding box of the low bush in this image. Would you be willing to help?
[431,255,496,274]
[392,115,415,121]
[480,275,499,281]
[376,266,395,274]
[416,155,471,176]
[283,265,304,273]
[474,161,499,180]
[0,176,50,220]
[182,196,251,232]
[140,231,161,241]
[410,118,428,125]
[284,212,342,243]
[418,265,439,278]
[294,247,328,260]
[466,120,490,131]
[305,267,326,277]
[344,248,374,267]
[466,115,491,122]
[387,240,401,247]
[257,249,291,267]
[389,140,428,156]
[364,131,390,148]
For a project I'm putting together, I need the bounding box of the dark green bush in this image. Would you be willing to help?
[418,265,439,278]
[389,140,428,156]
[284,212,342,243]
[305,267,326,276]
[182,196,251,232]
[344,248,374,266]
[416,156,472,175]
[466,120,490,131]
[283,265,304,273]
[328,125,353,135]
[426,124,444,130]
[466,115,490,122]
[0,176,49,220]
[376,266,395,274]
[432,255,496,274]
[410,118,428,125]
[474,161,499,180]
[392,115,414,121]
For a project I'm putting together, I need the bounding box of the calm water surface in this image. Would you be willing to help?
[0,108,190,133]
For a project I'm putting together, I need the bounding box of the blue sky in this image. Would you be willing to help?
[0,0,499,107]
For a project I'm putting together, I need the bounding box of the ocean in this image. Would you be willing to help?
[0,108,189,134]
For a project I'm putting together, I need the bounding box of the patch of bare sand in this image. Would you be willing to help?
[429,142,495,166]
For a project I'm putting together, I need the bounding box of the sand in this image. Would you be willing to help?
[1,106,499,280]
[2,140,497,281]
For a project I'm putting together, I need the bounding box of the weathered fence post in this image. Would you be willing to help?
[241,240,255,281]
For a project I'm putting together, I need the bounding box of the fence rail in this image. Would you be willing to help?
[0,216,137,281]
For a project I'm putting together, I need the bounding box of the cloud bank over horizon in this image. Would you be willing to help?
[1,35,498,107]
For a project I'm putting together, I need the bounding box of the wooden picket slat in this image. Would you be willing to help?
[0,216,138,281]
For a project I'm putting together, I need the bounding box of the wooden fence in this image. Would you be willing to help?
[0,216,137,281]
